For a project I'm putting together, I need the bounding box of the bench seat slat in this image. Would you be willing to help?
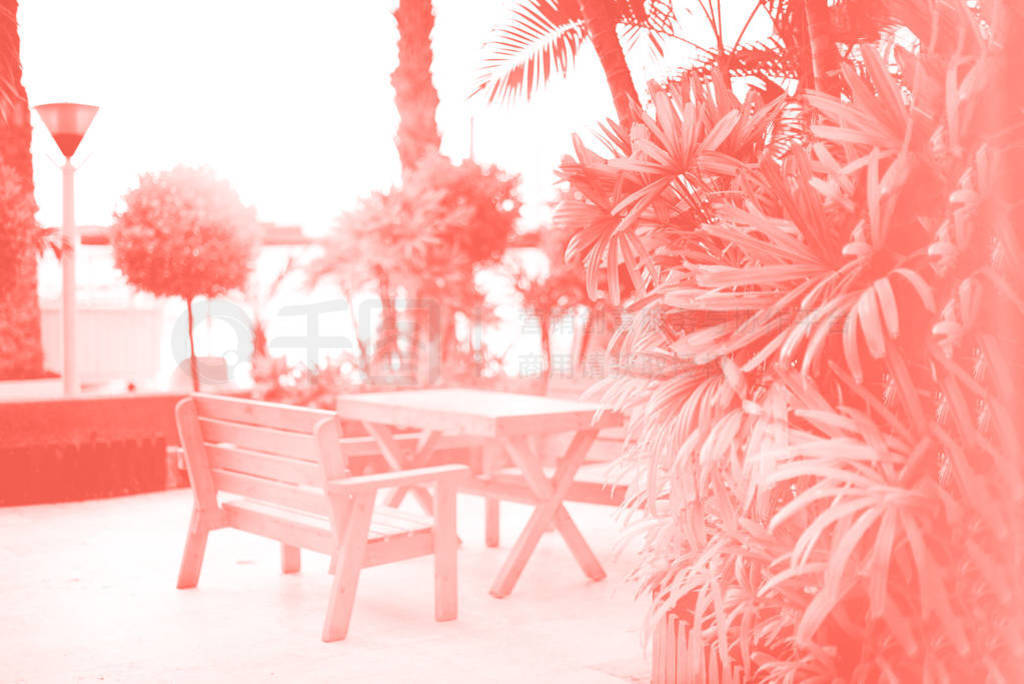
[364,532,434,567]
[370,506,433,537]
[221,498,432,552]
[223,499,336,554]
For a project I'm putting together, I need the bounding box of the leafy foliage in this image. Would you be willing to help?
[0,0,44,380]
[112,167,256,300]
[112,166,257,390]
[250,356,361,410]
[557,0,1024,678]
[311,154,521,380]
[474,0,676,104]
[0,0,25,125]
[656,0,904,98]
[0,161,44,379]
[0,161,38,287]
[513,222,590,384]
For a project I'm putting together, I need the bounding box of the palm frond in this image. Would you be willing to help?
[473,0,587,103]
[474,0,680,104]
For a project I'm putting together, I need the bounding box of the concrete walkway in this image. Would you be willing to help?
[1,489,650,683]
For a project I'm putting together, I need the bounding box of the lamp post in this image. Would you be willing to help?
[34,102,98,396]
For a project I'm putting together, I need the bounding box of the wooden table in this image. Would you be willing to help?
[336,388,623,598]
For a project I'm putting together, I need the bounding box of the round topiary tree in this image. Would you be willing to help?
[111,166,256,391]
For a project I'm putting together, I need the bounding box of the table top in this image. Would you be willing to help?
[336,388,623,438]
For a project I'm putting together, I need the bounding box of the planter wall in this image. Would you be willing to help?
[0,392,188,506]
[0,377,62,399]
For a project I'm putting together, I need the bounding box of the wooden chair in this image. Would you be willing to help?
[174,393,469,642]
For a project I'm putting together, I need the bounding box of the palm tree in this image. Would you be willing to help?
[391,0,443,173]
[474,0,678,123]
[0,0,44,380]
[387,0,446,381]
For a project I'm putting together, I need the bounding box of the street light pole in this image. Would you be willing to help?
[34,102,98,396]
[61,159,77,395]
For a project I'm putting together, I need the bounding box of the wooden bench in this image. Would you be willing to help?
[174,393,470,642]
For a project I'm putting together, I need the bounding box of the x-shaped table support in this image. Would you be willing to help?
[361,422,442,516]
[488,428,605,598]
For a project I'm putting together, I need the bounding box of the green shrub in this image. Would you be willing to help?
[558,0,1023,678]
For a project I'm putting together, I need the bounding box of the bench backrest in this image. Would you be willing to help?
[176,393,347,517]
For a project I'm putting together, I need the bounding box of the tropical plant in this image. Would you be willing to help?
[250,356,361,410]
[0,162,37,286]
[311,153,521,383]
[663,0,898,95]
[0,0,44,380]
[557,0,1024,678]
[513,224,589,388]
[475,0,680,122]
[111,167,257,391]
[0,162,45,379]
[392,0,442,173]
[513,219,629,389]
[0,0,23,119]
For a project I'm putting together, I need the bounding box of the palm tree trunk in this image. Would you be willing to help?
[577,0,639,124]
[802,0,841,95]
[391,0,442,173]
[0,0,44,380]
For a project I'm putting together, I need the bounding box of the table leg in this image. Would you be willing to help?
[385,430,442,508]
[482,443,502,548]
[488,430,602,598]
[362,422,435,516]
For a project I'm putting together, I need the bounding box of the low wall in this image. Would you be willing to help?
[0,392,187,506]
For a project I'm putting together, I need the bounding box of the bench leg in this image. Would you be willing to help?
[281,544,301,574]
[177,506,210,589]
[485,499,500,548]
[434,482,458,622]
[322,495,373,642]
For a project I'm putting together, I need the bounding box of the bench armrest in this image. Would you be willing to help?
[326,464,470,495]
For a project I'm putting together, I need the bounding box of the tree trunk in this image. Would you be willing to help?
[540,314,552,394]
[802,0,842,95]
[577,0,639,125]
[0,0,44,380]
[391,0,442,174]
[343,288,371,376]
[373,273,400,374]
[186,297,199,392]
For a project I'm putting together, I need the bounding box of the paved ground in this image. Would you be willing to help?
[1,489,650,683]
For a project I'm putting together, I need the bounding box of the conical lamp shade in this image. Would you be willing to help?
[35,103,99,159]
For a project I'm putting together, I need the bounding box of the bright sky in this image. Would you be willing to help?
[18,0,773,384]
[19,0,633,236]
